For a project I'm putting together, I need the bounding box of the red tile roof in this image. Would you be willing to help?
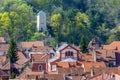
[19,41,44,49]
[82,62,106,73]
[17,71,43,79]
[0,56,7,65]
[14,51,29,69]
[31,46,52,52]
[81,53,94,61]
[1,61,10,70]
[103,41,120,51]
[0,44,9,51]
[31,54,50,62]
[96,49,116,61]
[56,62,81,68]
[58,67,84,76]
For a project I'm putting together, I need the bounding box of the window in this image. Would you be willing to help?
[65,51,74,57]
[38,65,42,71]
[70,52,73,56]
[52,65,57,71]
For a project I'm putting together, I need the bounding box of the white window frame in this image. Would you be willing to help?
[52,65,57,71]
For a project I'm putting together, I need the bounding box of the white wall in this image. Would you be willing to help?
[37,11,47,31]
[61,47,77,60]
[0,51,7,55]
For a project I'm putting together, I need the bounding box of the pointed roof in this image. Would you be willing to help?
[57,43,68,51]
[37,10,46,16]
[57,43,79,52]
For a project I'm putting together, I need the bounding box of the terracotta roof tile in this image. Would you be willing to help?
[14,51,29,69]
[58,67,84,76]
[82,62,106,73]
[105,67,120,75]
[31,46,52,52]
[103,41,120,51]
[81,53,94,61]
[1,61,10,70]
[31,54,50,62]
[56,62,69,68]
[0,56,7,65]
[0,44,9,51]
[56,62,81,68]
[96,49,116,61]
[66,76,86,80]
[17,71,43,79]
[19,41,44,49]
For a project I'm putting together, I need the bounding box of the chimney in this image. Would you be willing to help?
[90,67,95,77]
[93,50,97,62]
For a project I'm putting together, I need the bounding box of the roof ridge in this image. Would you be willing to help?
[40,54,48,60]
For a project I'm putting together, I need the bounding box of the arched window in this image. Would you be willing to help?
[71,52,73,56]
[38,65,42,71]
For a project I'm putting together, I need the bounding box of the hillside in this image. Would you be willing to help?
[0,0,120,46]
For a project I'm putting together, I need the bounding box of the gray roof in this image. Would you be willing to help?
[48,57,59,62]
[37,10,46,15]
[61,58,77,62]
[57,43,68,51]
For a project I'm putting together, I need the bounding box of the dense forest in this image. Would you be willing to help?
[0,0,120,46]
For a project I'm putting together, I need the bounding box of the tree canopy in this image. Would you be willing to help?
[0,0,120,45]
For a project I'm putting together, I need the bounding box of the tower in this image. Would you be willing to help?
[37,10,47,31]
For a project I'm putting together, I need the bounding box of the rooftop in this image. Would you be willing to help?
[31,53,50,62]
[18,41,44,49]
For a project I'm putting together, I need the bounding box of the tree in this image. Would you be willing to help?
[7,38,18,78]
[7,38,18,63]
[79,36,88,53]
[75,12,90,28]
[51,13,62,42]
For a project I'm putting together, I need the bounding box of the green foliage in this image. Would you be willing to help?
[1,0,120,45]
[10,72,16,79]
[79,36,88,53]
[0,0,35,42]
[75,12,90,28]
[7,38,18,64]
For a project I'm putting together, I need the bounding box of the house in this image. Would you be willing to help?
[17,41,44,51]
[95,49,116,67]
[13,51,29,73]
[81,62,106,74]
[17,41,44,56]
[47,43,83,72]
[0,69,9,80]
[95,41,120,67]
[0,56,7,68]
[17,67,85,80]
[88,67,120,80]
[30,53,50,72]
[0,37,6,44]
[17,43,120,80]
[28,46,52,57]
[0,44,9,56]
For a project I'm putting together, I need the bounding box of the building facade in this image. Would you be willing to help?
[37,10,47,31]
